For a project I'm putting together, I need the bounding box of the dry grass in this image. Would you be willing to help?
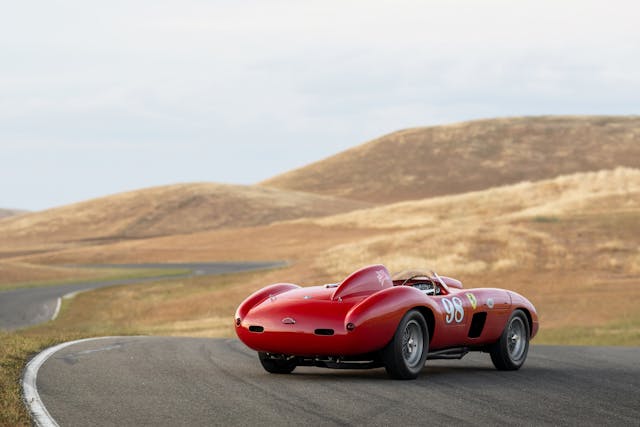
[262,116,640,203]
[0,262,189,291]
[0,182,370,256]
[2,168,639,425]
[20,167,636,271]
[307,168,639,271]
[0,261,101,287]
[306,167,640,229]
[4,168,637,344]
[0,269,289,426]
[304,168,640,342]
[1,332,69,426]
[2,117,639,426]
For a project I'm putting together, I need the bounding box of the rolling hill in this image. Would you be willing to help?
[3,116,640,427]
[262,116,640,203]
[0,182,369,250]
[0,209,25,219]
[2,116,639,344]
[306,167,640,276]
[14,168,638,344]
[19,168,639,280]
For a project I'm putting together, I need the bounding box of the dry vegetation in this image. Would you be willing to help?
[262,116,640,203]
[0,262,102,288]
[309,168,640,272]
[306,169,640,340]
[0,182,369,254]
[0,209,26,219]
[4,168,638,344]
[1,116,639,426]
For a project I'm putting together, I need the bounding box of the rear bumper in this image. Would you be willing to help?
[236,321,387,356]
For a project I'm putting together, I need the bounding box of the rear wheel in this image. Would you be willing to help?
[382,310,429,379]
[490,310,530,370]
[258,352,296,374]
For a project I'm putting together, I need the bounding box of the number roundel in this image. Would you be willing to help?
[442,297,464,323]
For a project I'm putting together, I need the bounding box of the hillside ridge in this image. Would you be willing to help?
[261,115,640,203]
[0,182,370,247]
[0,209,26,219]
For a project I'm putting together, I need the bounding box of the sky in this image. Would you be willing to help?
[1,0,639,210]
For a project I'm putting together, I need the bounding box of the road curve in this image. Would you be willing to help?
[0,262,282,331]
[30,337,640,426]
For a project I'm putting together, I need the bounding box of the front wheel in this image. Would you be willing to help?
[490,310,530,370]
[382,310,429,379]
[258,352,296,374]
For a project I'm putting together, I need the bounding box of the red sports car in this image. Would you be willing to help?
[235,265,538,379]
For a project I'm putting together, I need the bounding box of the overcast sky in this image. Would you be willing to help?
[2,0,639,210]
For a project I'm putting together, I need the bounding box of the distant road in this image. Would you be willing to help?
[30,338,640,426]
[0,262,283,330]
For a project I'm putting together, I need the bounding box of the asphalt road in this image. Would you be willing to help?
[0,262,282,330]
[32,337,640,426]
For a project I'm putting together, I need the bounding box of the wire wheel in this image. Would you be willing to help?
[507,316,527,362]
[490,310,530,371]
[402,320,424,368]
[382,310,429,379]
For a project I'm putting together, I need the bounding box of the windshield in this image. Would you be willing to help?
[391,269,449,295]
[391,269,438,282]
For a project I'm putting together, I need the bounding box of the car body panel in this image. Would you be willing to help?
[235,265,538,358]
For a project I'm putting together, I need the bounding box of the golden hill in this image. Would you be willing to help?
[0,182,369,250]
[13,168,639,344]
[307,167,640,341]
[20,168,639,279]
[0,209,25,219]
[3,167,638,345]
[262,116,640,203]
[0,261,102,286]
[306,167,640,276]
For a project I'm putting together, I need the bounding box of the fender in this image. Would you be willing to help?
[345,285,432,350]
[332,264,392,301]
[508,290,540,338]
[235,283,300,321]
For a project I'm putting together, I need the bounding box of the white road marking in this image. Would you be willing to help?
[63,290,88,300]
[22,336,138,427]
[48,290,89,323]
[50,298,62,321]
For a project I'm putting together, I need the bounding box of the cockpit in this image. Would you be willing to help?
[391,269,463,295]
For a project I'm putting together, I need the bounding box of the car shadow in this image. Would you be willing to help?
[286,362,551,382]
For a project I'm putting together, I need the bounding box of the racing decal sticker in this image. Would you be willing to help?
[487,298,495,309]
[442,297,464,323]
[376,269,389,287]
[466,292,477,310]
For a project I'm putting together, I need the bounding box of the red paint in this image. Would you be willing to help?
[235,265,538,359]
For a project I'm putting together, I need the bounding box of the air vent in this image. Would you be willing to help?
[314,329,334,336]
[249,325,264,333]
[468,313,487,338]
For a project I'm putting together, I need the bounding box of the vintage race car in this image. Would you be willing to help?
[235,265,538,379]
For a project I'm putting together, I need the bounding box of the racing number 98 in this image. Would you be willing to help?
[442,297,464,323]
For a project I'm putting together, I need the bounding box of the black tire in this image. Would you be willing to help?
[382,310,429,379]
[258,352,296,374]
[490,310,530,370]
